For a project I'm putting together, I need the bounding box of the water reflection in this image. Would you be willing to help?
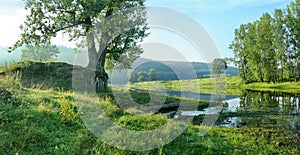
[218,90,300,136]
[163,89,300,136]
[237,90,300,115]
[159,90,238,102]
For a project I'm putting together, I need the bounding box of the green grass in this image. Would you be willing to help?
[130,76,243,95]
[241,81,300,93]
[131,76,300,95]
[1,61,300,154]
[1,87,299,154]
[0,61,74,90]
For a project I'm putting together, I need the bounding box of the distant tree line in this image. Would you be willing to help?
[230,0,300,83]
[129,68,157,83]
[212,58,228,76]
[21,42,60,61]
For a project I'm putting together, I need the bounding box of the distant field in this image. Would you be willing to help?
[130,76,300,95]
[130,76,243,95]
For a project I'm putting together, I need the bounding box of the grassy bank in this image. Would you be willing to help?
[1,85,299,154]
[1,61,300,154]
[130,76,243,95]
[240,81,300,93]
[131,76,300,95]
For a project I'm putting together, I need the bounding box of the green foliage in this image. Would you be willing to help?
[212,58,227,76]
[1,61,73,90]
[1,62,300,154]
[0,80,299,154]
[1,61,23,89]
[128,71,138,83]
[21,42,60,61]
[129,68,158,84]
[230,0,300,83]
[137,72,147,82]
[9,0,149,92]
[148,68,157,81]
[58,93,78,123]
[131,59,238,81]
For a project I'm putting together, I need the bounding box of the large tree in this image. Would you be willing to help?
[229,24,251,83]
[257,13,277,83]
[9,0,148,91]
[285,0,300,82]
[273,9,288,82]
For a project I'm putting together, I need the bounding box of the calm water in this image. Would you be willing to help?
[219,90,300,136]
[162,90,238,102]
[164,90,300,136]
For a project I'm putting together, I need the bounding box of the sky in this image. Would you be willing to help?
[0,0,294,62]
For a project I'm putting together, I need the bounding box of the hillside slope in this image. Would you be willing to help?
[0,61,74,90]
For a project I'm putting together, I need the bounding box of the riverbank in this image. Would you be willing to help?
[241,81,300,93]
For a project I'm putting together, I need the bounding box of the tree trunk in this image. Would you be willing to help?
[87,33,98,69]
[93,45,108,92]
[86,32,109,92]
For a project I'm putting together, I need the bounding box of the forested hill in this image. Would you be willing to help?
[112,58,238,82]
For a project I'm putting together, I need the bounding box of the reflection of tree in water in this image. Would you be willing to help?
[238,90,300,115]
[218,90,300,135]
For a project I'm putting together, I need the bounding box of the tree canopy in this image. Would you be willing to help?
[148,68,157,81]
[10,0,149,90]
[229,0,300,83]
[212,58,227,76]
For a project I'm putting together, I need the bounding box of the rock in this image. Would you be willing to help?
[0,88,12,100]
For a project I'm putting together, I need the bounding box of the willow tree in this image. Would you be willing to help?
[9,0,148,91]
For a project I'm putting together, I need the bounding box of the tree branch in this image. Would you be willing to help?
[53,21,85,34]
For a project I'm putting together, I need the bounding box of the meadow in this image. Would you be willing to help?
[0,61,299,154]
[130,76,300,95]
